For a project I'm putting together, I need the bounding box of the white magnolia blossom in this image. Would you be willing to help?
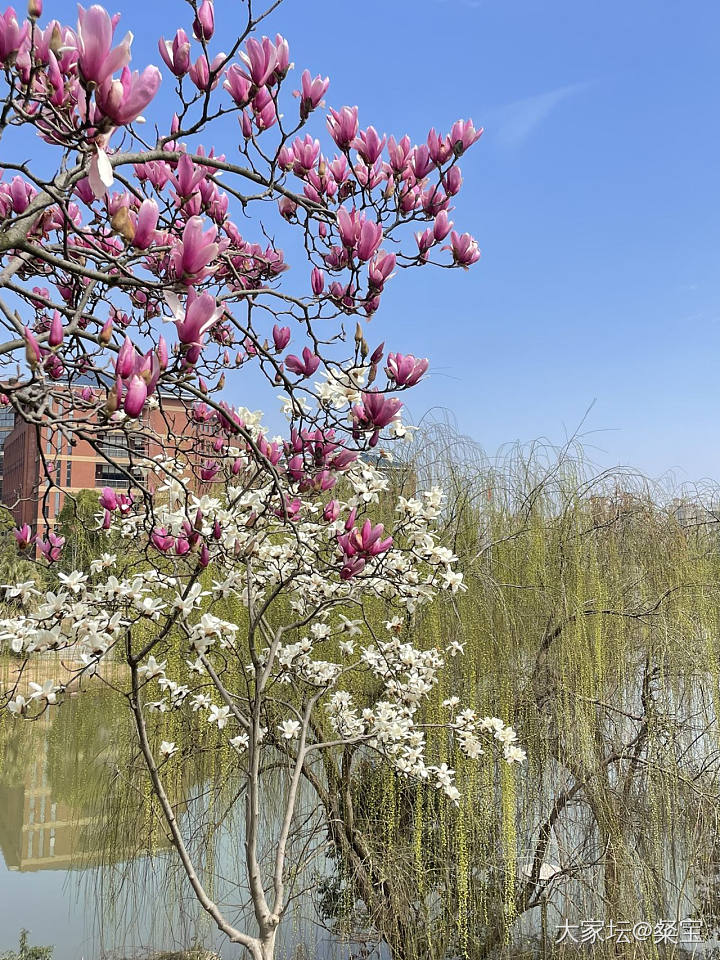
[279,720,301,740]
[0,412,524,811]
[28,679,59,704]
[208,704,231,729]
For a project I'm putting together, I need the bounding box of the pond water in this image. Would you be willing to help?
[0,666,360,960]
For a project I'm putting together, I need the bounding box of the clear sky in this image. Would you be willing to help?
[27,0,720,483]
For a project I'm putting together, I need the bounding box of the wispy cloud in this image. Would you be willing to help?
[489,82,589,148]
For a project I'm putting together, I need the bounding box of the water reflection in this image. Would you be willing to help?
[0,718,76,872]
[0,660,360,960]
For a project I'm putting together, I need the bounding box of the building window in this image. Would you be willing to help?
[95,463,130,488]
[65,459,71,486]
[54,491,61,517]
[99,432,146,461]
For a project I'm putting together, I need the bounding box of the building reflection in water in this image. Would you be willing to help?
[0,713,107,872]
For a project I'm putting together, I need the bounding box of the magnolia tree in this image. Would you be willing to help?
[0,2,524,958]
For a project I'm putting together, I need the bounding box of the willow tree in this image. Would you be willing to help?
[313,424,720,959]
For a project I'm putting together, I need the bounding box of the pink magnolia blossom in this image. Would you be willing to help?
[444,166,463,196]
[37,531,64,563]
[445,230,480,267]
[340,556,366,580]
[285,346,320,378]
[272,324,291,351]
[193,0,214,42]
[48,310,63,347]
[151,527,174,552]
[132,198,159,249]
[12,524,34,549]
[170,216,220,283]
[385,353,428,387]
[157,335,168,369]
[356,218,383,262]
[433,210,453,241]
[449,118,483,155]
[427,128,452,165]
[123,374,147,418]
[327,106,359,150]
[239,35,277,87]
[0,7,28,64]
[277,196,297,220]
[99,487,118,511]
[337,519,393,579]
[169,157,206,203]
[115,335,137,379]
[201,460,220,482]
[76,4,132,87]
[166,289,222,351]
[158,29,191,77]
[338,519,393,558]
[352,391,403,444]
[291,134,320,172]
[251,86,277,130]
[189,52,225,92]
[295,69,329,119]
[352,126,386,165]
[387,134,412,172]
[9,175,33,213]
[270,34,290,81]
[411,144,435,179]
[311,267,325,295]
[224,63,252,106]
[336,208,382,261]
[368,251,396,291]
[323,500,340,522]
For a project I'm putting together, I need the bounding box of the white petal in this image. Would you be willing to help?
[163,291,183,322]
[96,147,114,188]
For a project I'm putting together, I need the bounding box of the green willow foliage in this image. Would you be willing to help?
[328,422,720,960]
[2,427,720,960]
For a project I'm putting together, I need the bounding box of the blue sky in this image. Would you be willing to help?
[25,0,720,483]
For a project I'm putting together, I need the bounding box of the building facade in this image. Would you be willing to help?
[1,393,200,535]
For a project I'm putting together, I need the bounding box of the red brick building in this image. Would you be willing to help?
[2,393,201,535]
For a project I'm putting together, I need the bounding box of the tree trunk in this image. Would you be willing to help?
[259,930,277,960]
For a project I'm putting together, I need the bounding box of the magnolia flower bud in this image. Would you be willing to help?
[49,22,62,53]
[193,0,214,41]
[27,0,42,20]
[99,317,113,345]
[111,206,135,242]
